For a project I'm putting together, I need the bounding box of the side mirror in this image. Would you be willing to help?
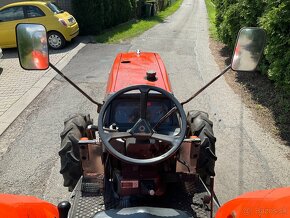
[231,27,266,72]
[16,24,49,70]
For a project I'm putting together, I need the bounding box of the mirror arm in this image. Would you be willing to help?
[181,65,231,105]
[49,63,103,111]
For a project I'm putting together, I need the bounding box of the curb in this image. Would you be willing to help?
[0,42,87,136]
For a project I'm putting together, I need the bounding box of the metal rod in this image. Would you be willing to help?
[210,176,214,218]
[198,176,221,208]
[49,63,102,109]
[153,106,177,130]
[181,65,231,105]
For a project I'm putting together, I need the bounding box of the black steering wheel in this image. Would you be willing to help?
[98,85,187,165]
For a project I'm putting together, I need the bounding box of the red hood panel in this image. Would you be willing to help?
[106,52,172,93]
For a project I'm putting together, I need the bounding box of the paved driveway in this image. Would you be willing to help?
[0,38,86,139]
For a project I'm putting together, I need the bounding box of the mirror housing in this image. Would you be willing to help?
[16,24,49,70]
[231,27,266,72]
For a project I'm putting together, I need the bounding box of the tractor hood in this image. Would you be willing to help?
[106,52,172,94]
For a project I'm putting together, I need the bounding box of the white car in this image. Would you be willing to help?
[0,48,2,59]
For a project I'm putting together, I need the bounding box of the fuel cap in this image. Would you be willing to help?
[146,70,157,81]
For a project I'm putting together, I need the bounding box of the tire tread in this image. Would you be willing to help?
[59,114,92,191]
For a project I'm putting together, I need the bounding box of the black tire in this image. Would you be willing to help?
[48,31,66,49]
[187,110,216,184]
[59,114,93,191]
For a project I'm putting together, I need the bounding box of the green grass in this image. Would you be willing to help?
[95,0,183,43]
[204,0,217,39]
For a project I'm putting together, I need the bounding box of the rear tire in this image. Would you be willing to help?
[59,114,93,191]
[187,110,216,184]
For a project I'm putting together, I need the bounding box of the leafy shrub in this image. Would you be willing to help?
[239,0,266,27]
[260,2,290,87]
[215,0,290,89]
[218,3,241,48]
[215,0,238,38]
[72,0,104,35]
[217,0,266,49]
[114,0,133,24]
[72,0,134,35]
[130,0,137,17]
[103,0,113,28]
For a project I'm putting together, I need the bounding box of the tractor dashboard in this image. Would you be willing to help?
[104,94,179,132]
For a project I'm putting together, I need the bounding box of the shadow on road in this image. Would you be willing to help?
[234,70,290,146]
[213,41,290,146]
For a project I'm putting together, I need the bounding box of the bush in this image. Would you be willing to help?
[260,2,290,87]
[130,0,137,17]
[218,3,241,48]
[239,0,266,27]
[114,0,133,24]
[72,0,134,35]
[217,0,266,49]
[103,0,113,28]
[215,0,238,38]
[72,0,104,35]
[215,0,290,90]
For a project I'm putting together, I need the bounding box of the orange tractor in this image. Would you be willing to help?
[1,24,283,218]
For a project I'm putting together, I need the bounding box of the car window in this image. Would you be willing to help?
[46,2,64,14]
[0,6,25,21]
[25,6,45,18]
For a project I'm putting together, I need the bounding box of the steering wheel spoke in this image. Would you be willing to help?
[151,133,180,147]
[139,88,149,119]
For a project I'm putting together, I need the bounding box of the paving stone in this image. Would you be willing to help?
[0,48,69,122]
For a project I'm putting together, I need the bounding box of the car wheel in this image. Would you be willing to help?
[48,31,66,49]
[59,114,93,191]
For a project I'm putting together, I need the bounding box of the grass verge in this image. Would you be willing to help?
[204,0,217,39]
[95,0,182,43]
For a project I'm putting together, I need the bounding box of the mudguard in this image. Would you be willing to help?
[0,194,58,218]
[215,187,290,218]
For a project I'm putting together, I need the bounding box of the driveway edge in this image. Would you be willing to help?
[0,42,86,136]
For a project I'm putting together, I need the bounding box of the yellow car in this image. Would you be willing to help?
[0,1,79,49]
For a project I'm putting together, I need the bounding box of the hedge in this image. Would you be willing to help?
[72,0,171,35]
[72,0,133,35]
[72,0,104,35]
[260,2,290,87]
[215,0,290,89]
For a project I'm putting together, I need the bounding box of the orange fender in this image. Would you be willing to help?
[215,187,290,218]
[0,194,58,218]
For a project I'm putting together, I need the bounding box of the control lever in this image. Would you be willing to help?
[86,124,98,139]
[57,201,71,218]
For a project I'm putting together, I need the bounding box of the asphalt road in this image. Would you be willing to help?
[0,0,289,206]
